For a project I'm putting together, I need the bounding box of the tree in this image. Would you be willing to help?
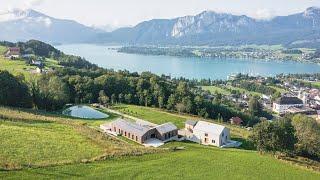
[213,92,222,105]
[0,71,32,108]
[175,103,186,113]
[250,119,296,155]
[292,114,320,159]
[98,90,109,106]
[111,94,116,104]
[166,94,176,110]
[182,96,193,113]
[30,74,70,110]
[248,96,262,117]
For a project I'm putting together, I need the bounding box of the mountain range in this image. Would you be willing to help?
[0,9,102,44]
[0,7,320,47]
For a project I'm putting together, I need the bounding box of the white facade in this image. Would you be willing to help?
[185,121,230,147]
[272,103,303,114]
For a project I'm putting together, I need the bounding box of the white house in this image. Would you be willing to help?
[273,96,304,114]
[184,120,230,147]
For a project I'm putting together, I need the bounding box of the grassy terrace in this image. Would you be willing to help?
[112,104,250,139]
[0,107,158,170]
[2,142,319,179]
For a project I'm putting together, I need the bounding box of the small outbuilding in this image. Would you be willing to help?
[230,117,243,126]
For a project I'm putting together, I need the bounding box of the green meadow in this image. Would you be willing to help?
[1,142,319,179]
[0,107,157,170]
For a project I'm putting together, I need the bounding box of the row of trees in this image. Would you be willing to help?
[250,114,320,160]
[0,68,258,125]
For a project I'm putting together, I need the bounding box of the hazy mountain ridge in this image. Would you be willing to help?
[0,7,319,47]
[94,7,320,47]
[0,9,102,44]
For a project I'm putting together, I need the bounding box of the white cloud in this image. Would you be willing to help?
[253,9,276,20]
[24,0,45,9]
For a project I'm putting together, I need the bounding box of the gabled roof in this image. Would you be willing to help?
[111,119,152,136]
[275,96,303,105]
[185,120,198,126]
[155,122,177,134]
[193,121,226,135]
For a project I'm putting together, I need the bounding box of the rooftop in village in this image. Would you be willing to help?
[275,96,303,105]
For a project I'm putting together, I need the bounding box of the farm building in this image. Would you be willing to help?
[102,119,178,144]
[5,47,21,59]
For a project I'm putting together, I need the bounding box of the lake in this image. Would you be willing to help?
[63,105,109,119]
[56,44,320,80]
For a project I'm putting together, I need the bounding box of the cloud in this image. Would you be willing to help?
[253,9,276,20]
[24,0,45,9]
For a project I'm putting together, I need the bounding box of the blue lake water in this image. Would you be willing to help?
[56,44,320,80]
[63,105,109,119]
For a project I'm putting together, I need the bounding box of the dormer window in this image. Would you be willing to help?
[205,133,208,137]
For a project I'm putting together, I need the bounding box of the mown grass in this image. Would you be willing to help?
[0,58,35,79]
[112,104,250,139]
[0,46,7,55]
[2,142,319,179]
[0,121,103,169]
[113,104,186,128]
[311,82,320,88]
[0,107,160,170]
[201,86,231,95]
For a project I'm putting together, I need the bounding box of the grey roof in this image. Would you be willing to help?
[155,122,178,134]
[112,119,151,136]
[193,121,226,135]
[275,97,303,105]
[185,120,198,126]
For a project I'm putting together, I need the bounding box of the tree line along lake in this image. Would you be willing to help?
[56,44,320,80]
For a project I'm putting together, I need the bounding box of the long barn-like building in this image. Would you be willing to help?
[105,119,178,144]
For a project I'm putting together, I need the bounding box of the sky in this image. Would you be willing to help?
[0,0,320,28]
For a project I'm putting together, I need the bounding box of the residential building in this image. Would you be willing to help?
[184,120,230,147]
[230,117,243,126]
[273,96,304,114]
[5,47,21,59]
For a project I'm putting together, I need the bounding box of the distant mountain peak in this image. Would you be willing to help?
[0,8,48,22]
[304,6,320,17]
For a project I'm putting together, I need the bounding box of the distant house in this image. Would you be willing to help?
[184,120,231,147]
[230,117,243,126]
[5,47,21,59]
[101,119,178,145]
[273,96,304,114]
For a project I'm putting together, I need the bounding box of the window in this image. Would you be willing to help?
[114,127,116,131]
[212,140,215,143]
[125,132,127,136]
[136,136,138,141]
[222,132,224,137]
[132,134,134,139]
[128,133,130,137]
[205,133,208,137]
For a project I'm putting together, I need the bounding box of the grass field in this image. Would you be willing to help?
[311,82,320,88]
[201,86,231,95]
[201,85,262,97]
[1,142,319,179]
[0,107,157,170]
[0,46,7,54]
[0,58,35,78]
[113,104,186,128]
[0,121,103,169]
[112,104,250,139]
